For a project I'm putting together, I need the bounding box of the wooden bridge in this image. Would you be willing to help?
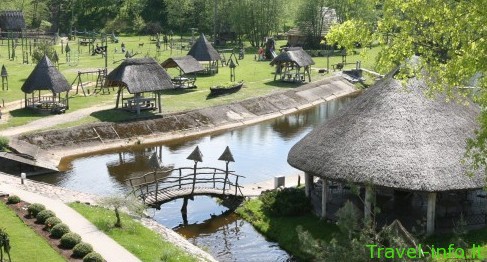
[126,167,245,208]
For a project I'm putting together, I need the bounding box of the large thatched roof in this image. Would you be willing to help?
[288,71,482,192]
[187,33,221,62]
[106,58,173,94]
[0,11,25,31]
[161,55,204,74]
[21,56,70,94]
[270,47,315,67]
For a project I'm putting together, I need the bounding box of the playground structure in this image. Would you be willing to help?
[256,37,277,61]
[73,69,110,96]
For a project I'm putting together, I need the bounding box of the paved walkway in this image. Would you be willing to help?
[241,173,302,197]
[0,172,140,262]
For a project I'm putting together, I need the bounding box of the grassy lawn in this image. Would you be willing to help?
[0,202,65,262]
[236,198,338,261]
[69,202,197,262]
[0,35,381,131]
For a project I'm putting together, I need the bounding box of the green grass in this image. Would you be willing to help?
[0,202,65,262]
[0,35,381,131]
[236,198,338,261]
[69,202,197,262]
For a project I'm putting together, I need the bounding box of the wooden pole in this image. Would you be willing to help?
[364,186,375,224]
[426,192,437,235]
[181,197,189,225]
[321,179,328,218]
[304,172,313,197]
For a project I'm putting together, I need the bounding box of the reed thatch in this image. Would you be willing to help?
[161,56,205,74]
[270,47,315,67]
[21,55,70,94]
[106,58,173,94]
[0,11,25,31]
[187,33,221,62]
[288,71,482,192]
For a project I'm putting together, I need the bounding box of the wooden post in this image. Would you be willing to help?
[364,186,375,224]
[115,87,122,109]
[191,162,197,194]
[426,192,437,235]
[321,179,328,218]
[181,197,189,225]
[157,92,162,113]
[304,172,313,197]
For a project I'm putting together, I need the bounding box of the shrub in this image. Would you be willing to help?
[0,136,9,151]
[50,223,70,239]
[83,252,104,262]
[6,195,21,204]
[260,187,312,216]
[60,232,81,249]
[36,210,56,224]
[72,242,93,258]
[45,217,62,230]
[27,203,46,218]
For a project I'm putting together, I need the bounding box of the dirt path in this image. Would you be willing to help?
[0,103,113,137]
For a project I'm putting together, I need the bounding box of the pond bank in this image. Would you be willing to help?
[16,75,358,165]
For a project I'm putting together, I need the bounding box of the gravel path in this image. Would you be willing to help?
[0,103,113,137]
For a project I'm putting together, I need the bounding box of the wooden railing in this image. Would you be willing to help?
[126,167,245,204]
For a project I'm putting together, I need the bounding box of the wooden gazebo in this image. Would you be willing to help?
[106,58,173,114]
[187,33,221,74]
[161,55,205,88]
[270,47,314,83]
[21,55,70,113]
[288,68,483,235]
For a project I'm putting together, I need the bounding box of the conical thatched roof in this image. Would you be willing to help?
[1,65,7,77]
[218,146,235,162]
[288,71,482,192]
[187,33,221,62]
[161,56,205,74]
[0,11,25,31]
[106,58,173,94]
[187,146,203,162]
[270,47,315,67]
[21,56,70,94]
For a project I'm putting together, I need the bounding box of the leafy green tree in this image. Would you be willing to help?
[0,228,11,262]
[97,195,145,228]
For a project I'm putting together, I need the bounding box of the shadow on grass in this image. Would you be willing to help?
[263,80,302,89]
[9,108,47,117]
[90,108,162,123]
[159,88,199,96]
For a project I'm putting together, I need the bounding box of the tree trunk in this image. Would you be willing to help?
[115,207,122,228]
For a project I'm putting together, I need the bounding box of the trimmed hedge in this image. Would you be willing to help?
[7,195,21,204]
[50,223,70,239]
[60,232,82,249]
[72,242,93,258]
[82,252,104,262]
[36,209,56,224]
[45,217,62,230]
[260,187,312,216]
[27,203,46,218]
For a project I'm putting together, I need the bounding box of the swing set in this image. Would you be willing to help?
[72,69,111,96]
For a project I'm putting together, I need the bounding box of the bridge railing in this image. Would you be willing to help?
[126,167,245,204]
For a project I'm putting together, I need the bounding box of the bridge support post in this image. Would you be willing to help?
[181,197,189,225]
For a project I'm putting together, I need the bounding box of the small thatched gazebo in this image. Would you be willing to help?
[106,58,173,114]
[21,55,71,112]
[161,55,205,88]
[187,33,221,74]
[288,69,483,235]
[270,47,314,83]
[0,10,25,32]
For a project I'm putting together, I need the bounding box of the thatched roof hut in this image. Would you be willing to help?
[270,47,315,82]
[288,72,481,192]
[22,56,71,94]
[21,55,71,111]
[0,11,25,31]
[187,33,221,62]
[288,69,482,234]
[161,55,205,75]
[106,58,173,114]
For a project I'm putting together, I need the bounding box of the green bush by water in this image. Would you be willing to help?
[82,252,104,262]
[60,232,82,249]
[260,187,312,216]
[0,136,8,151]
[36,210,56,224]
[72,242,93,258]
[27,203,46,218]
[6,195,21,204]
[50,223,70,239]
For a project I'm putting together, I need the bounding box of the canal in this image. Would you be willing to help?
[33,94,357,261]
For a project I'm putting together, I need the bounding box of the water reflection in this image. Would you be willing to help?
[32,94,357,260]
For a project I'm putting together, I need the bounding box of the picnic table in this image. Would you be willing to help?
[172,76,196,89]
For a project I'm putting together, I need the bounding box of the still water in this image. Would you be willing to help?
[33,94,356,261]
